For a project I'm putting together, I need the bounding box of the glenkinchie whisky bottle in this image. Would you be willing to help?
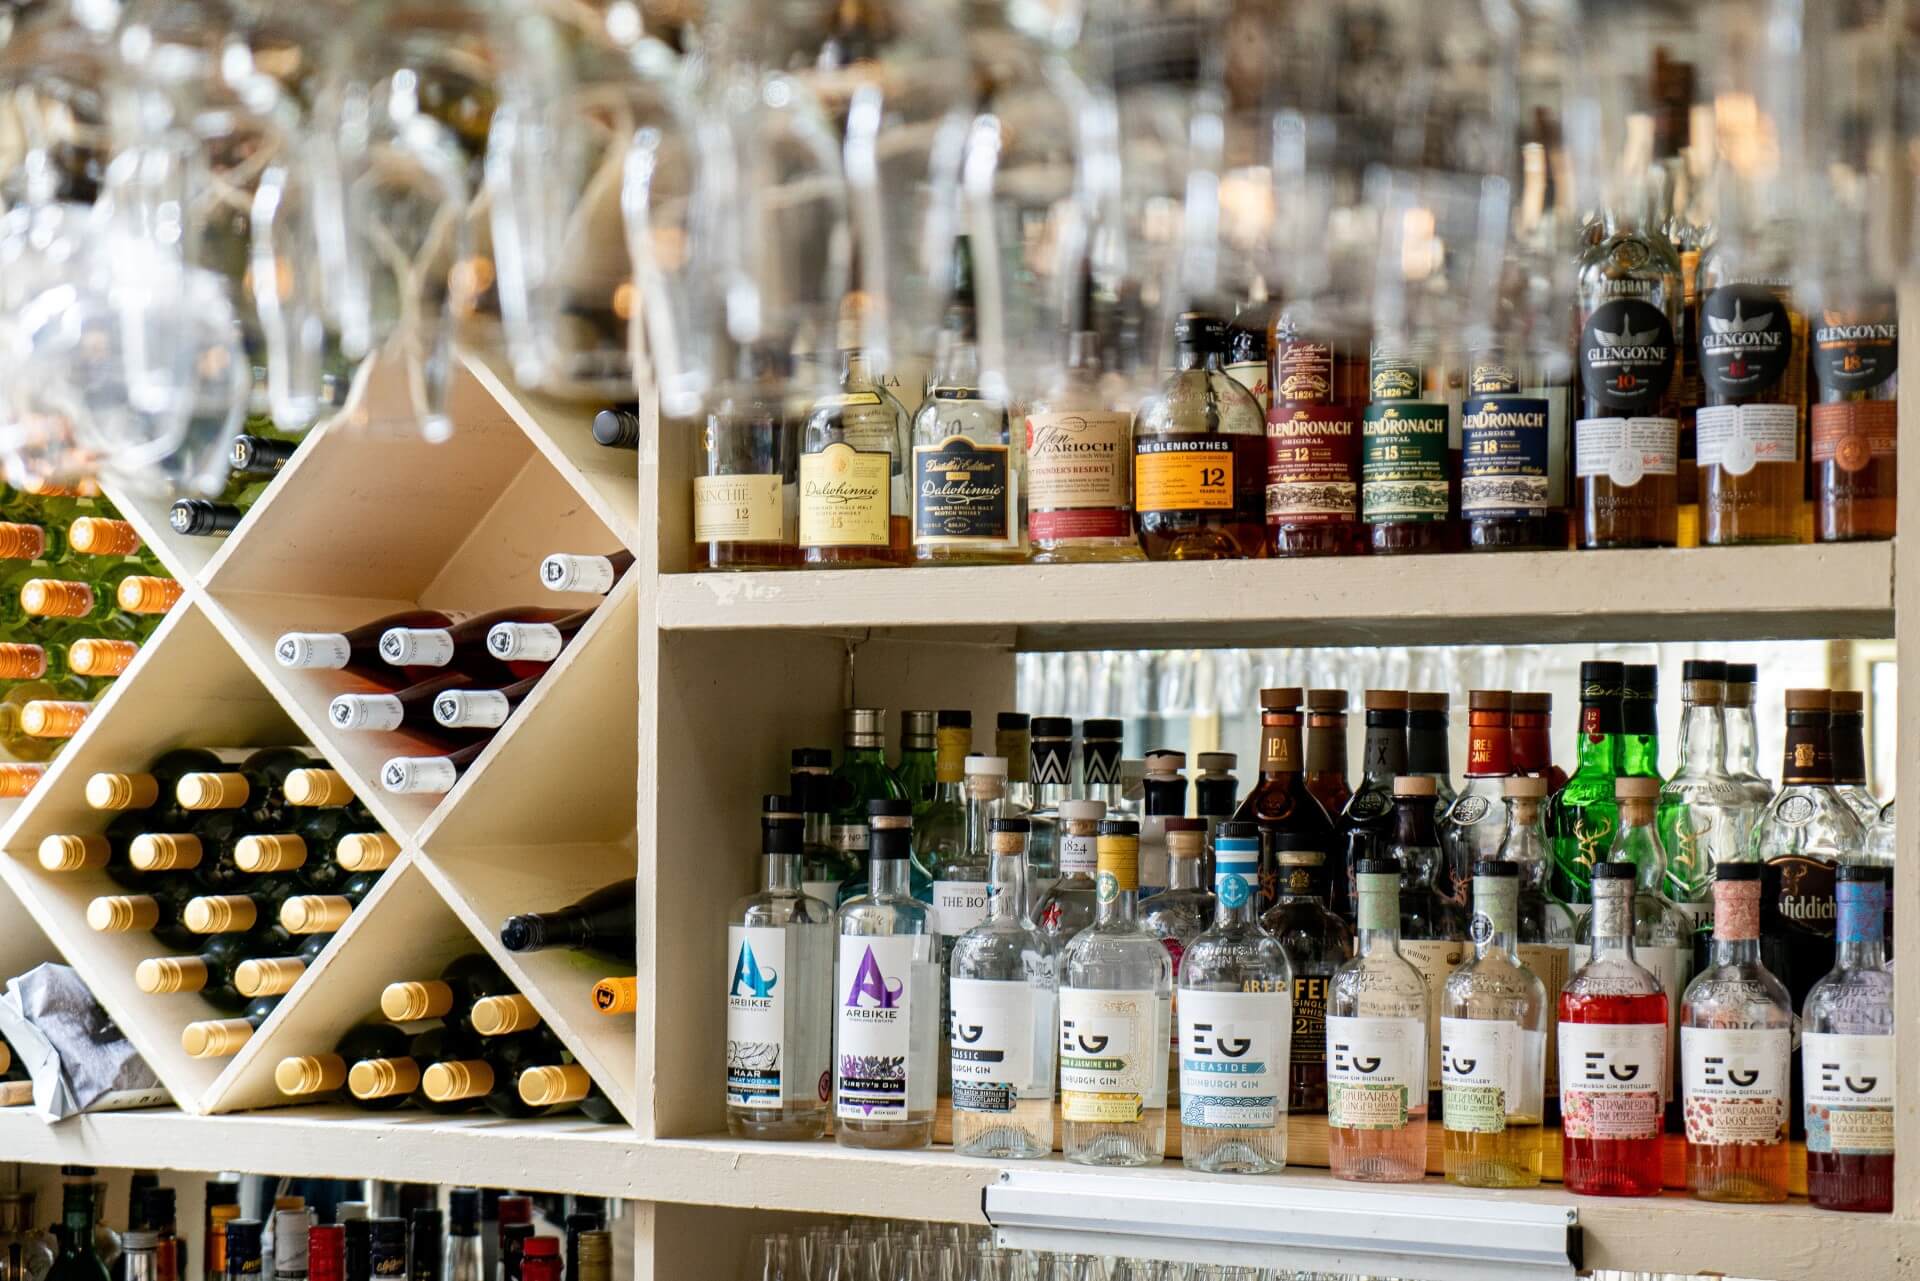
[800,293,912,568]
[693,342,802,570]
[1360,346,1451,554]
[1326,857,1429,1183]
[1802,864,1894,1212]
[1695,248,1808,545]
[1132,312,1266,560]
[1548,661,1626,924]
[1810,297,1897,542]
[1229,688,1336,913]
[1265,317,1363,557]
[1261,834,1352,1116]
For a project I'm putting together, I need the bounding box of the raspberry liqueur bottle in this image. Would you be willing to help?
[1802,864,1894,1212]
[1326,857,1429,1183]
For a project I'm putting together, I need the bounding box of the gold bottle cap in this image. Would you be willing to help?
[0,522,46,560]
[235,834,306,873]
[130,833,203,871]
[591,976,637,1015]
[20,579,93,618]
[0,1042,9,1076]
[381,980,453,1022]
[69,639,139,678]
[336,833,400,871]
[86,771,158,810]
[116,576,182,614]
[276,1054,347,1096]
[88,895,157,932]
[284,769,354,807]
[184,895,256,933]
[281,895,351,934]
[22,700,90,738]
[135,956,207,994]
[0,643,47,680]
[518,1063,592,1107]
[236,957,306,997]
[348,1056,419,1100]
[178,772,248,810]
[470,994,540,1037]
[182,1019,254,1058]
[421,1060,494,1102]
[0,762,44,797]
[39,833,108,871]
[68,518,142,556]
[273,1195,304,1212]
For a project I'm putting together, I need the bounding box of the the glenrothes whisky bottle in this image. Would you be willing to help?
[1132,312,1266,560]
[1810,297,1897,542]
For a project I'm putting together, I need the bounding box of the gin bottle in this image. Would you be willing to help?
[1143,819,1212,1102]
[1656,661,1757,932]
[1441,861,1548,1188]
[1327,857,1429,1182]
[1829,691,1880,827]
[791,749,858,908]
[1034,799,1104,949]
[1024,717,1075,895]
[827,709,908,904]
[1682,863,1792,1202]
[916,712,974,886]
[834,801,940,1149]
[896,710,937,815]
[726,796,834,1139]
[1178,824,1291,1173]
[931,753,1004,943]
[1865,800,1896,868]
[1547,661,1626,922]
[1060,820,1173,1166]
[1388,775,1468,1114]
[1722,664,1774,806]
[1262,836,1352,1115]
[950,818,1057,1160]
[1444,690,1514,904]
[1802,865,1894,1212]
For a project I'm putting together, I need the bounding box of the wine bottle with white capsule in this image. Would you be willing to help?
[0,762,45,798]
[433,675,540,731]
[381,740,486,794]
[277,610,463,690]
[538,551,635,596]
[329,671,482,745]
[20,698,91,740]
[485,611,592,668]
[380,608,572,676]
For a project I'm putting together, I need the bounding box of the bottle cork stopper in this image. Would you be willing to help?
[1468,689,1512,711]
[1258,687,1304,710]
[20,579,93,617]
[276,1054,347,1096]
[284,769,353,807]
[87,771,158,810]
[381,980,453,1022]
[592,976,637,1014]
[116,576,183,614]
[0,522,46,559]
[470,994,540,1037]
[1613,776,1660,800]
[68,517,142,556]
[0,643,46,679]
[182,1019,254,1058]
[185,895,257,933]
[0,762,44,797]
[422,1060,494,1102]
[22,700,90,737]
[336,833,401,871]
[1392,775,1437,796]
[135,956,207,994]
[281,895,350,934]
[69,639,139,678]
[1785,688,1832,711]
[1832,689,1864,713]
[236,957,307,997]
[88,895,158,932]
[348,1056,420,1100]
[989,831,1024,855]
[1503,775,1549,798]
[1305,688,1347,712]
[130,833,203,871]
[518,1063,592,1107]
[235,834,306,873]
[178,772,248,810]
[39,833,108,871]
[1408,691,1449,713]
[1166,828,1205,857]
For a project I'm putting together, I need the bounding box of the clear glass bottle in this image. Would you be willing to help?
[1500,776,1577,1119]
[1802,864,1894,1212]
[1656,661,1758,935]
[916,712,973,887]
[693,342,803,570]
[834,801,940,1149]
[933,755,1009,1094]
[1829,690,1881,827]
[1060,820,1173,1166]
[1441,861,1547,1188]
[1865,799,1896,868]
[1406,692,1457,816]
[1681,863,1793,1202]
[1023,717,1074,894]
[1387,775,1468,1115]
[897,710,938,816]
[1178,825,1292,1173]
[1143,819,1212,1104]
[950,818,1057,1160]
[829,709,911,905]
[791,748,859,908]
[996,714,1033,818]
[1723,663,1773,805]
[1558,861,1668,1197]
[1443,690,1513,905]
[1132,312,1266,561]
[1261,834,1353,1117]
[1035,799,1103,950]
[800,293,912,568]
[1026,318,1144,564]
[1326,856,1430,1183]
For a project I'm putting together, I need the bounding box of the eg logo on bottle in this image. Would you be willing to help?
[1330,1041,1383,1075]
[843,945,904,1020]
[1813,1059,1881,1096]
[1061,1021,1110,1055]
[1701,1056,1761,1089]
[1186,1022,1253,1059]
[1442,1042,1478,1077]
[730,941,778,1003]
[1578,1050,1643,1084]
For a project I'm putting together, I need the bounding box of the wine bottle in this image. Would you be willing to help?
[590,976,636,1015]
[183,882,300,937]
[69,638,141,680]
[169,435,299,537]
[380,953,516,1028]
[39,815,150,889]
[517,1061,619,1123]
[88,883,201,951]
[485,612,592,669]
[380,609,573,677]
[538,552,634,596]
[500,880,635,964]
[68,518,164,572]
[276,610,467,691]
[180,996,280,1058]
[421,1029,565,1119]
[280,873,378,935]
[21,698,92,739]
[0,519,70,565]
[329,672,483,747]
[232,934,332,997]
[469,994,542,1038]
[283,768,357,809]
[591,407,640,450]
[336,832,402,872]
[274,1022,411,1106]
[380,739,486,795]
[87,748,227,813]
[176,747,324,827]
[0,677,95,760]
[234,811,370,893]
[133,811,257,892]
[347,1026,480,1114]
[115,576,183,618]
[432,675,539,731]
[133,935,259,1013]
[0,761,45,797]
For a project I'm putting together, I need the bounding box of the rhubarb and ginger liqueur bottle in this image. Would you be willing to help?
[1060,819,1173,1166]
[1802,864,1894,1212]
[833,801,939,1149]
[725,796,833,1139]
[1132,312,1266,561]
[1326,857,1429,1182]
[1441,861,1547,1188]
[1229,688,1335,913]
[1178,825,1292,1173]
[1682,863,1792,1202]
[1558,861,1667,1197]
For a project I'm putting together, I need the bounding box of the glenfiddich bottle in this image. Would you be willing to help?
[1132,312,1266,560]
[1265,315,1364,557]
[1361,346,1451,553]
[1810,297,1897,542]
[1695,246,1808,545]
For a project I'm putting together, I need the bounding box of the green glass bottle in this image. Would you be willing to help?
[895,709,938,816]
[790,748,858,905]
[1546,660,1626,928]
[828,707,914,903]
[1621,663,1661,781]
[46,1181,109,1281]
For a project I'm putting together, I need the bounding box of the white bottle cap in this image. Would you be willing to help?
[277,633,350,670]
[487,622,564,662]
[964,754,1009,777]
[380,628,455,666]
[381,756,460,794]
[435,689,511,729]
[540,554,616,595]
[330,694,405,732]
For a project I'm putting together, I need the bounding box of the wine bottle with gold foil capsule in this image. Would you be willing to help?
[176,748,322,828]
[336,832,401,874]
[347,1026,478,1113]
[69,638,140,681]
[590,976,636,1015]
[423,1028,565,1118]
[180,996,280,1058]
[20,698,91,740]
[0,761,45,798]
[280,873,377,935]
[235,812,365,894]
[0,641,51,685]
[183,884,300,937]
[231,935,332,999]
[87,882,201,951]
[274,1023,411,1108]
[518,1062,619,1122]
[380,954,514,1030]
[67,517,162,572]
[468,994,542,1038]
[133,936,256,1013]
[40,814,150,889]
[85,748,226,815]
[116,576,184,618]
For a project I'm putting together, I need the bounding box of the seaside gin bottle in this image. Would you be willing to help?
[1326,857,1429,1182]
[1060,820,1173,1166]
[1802,865,1894,1212]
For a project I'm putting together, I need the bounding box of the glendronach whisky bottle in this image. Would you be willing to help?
[1025,312,1143,564]
[693,343,802,571]
[1802,864,1894,1212]
[1810,298,1897,541]
[1261,833,1352,1116]
[1132,312,1266,560]
[1460,351,1559,550]
[1304,689,1352,817]
[800,293,912,568]
[1229,688,1336,913]
[1265,316,1364,557]
[1695,249,1809,545]
[1360,346,1451,554]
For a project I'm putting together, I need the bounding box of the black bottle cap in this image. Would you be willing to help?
[206,1179,240,1203]
[371,1220,407,1247]
[761,794,799,815]
[868,797,911,818]
[1591,861,1637,881]
[60,1165,97,1178]
[591,407,641,449]
[1173,311,1227,350]
[1083,718,1123,739]
[1097,819,1139,837]
[227,1219,265,1261]
[169,499,243,536]
[1726,662,1759,683]
[790,747,832,769]
[410,1209,443,1263]
[1624,665,1657,696]
[1353,856,1402,877]
[935,709,972,729]
[448,1190,481,1236]
[564,1212,604,1234]
[1682,659,1727,682]
[1714,862,1763,882]
[1029,716,1072,738]
[1217,820,1260,841]
[1578,661,1625,696]
[1471,859,1520,878]
[231,435,297,473]
[143,1187,176,1230]
[990,817,1031,833]
[996,712,1029,731]
[1838,864,1888,883]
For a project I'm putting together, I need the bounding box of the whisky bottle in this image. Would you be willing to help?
[1361,346,1451,554]
[1622,664,1661,780]
[1025,319,1142,564]
[1225,289,1278,412]
[592,407,641,450]
[1337,689,1408,916]
[1695,245,1808,545]
[1260,834,1352,1116]
[1193,751,1239,858]
[1228,688,1335,913]
[1136,749,1187,896]
[826,708,908,896]
[692,343,802,571]
[1460,351,1561,550]
[1810,299,1896,542]
[538,551,635,596]
[1265,317,1363,558]
[1406,692,1457,814]
[1303,689,1351,817]
[1133,312,1266,560]
[1445,691,1513,893]
[799,292,912,568]
[1547,661,1626,924]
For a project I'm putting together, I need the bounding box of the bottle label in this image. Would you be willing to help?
[1226,360,1269,411]
[1178,988,1288,1130]
[801,443,891,548]
[1266,407,1358,524]
[726,926,789,1110]
[1360,403,1449,522]
[930,880,991,938]
[949,977,1038,1114]
[1802,1031,1895,1155]
[1681,1025,1790,1145]
[1579,299,1676,412]
[1273,342,1333,404]
[1290,974,1328,1070]
[1812,316,1897,393]
[1695,403,1798,476]
[1698,285,1794,397]
[1135,438,1235,512]
[1326,1014,1424,1129]
[693,475,787,544]
[1368,353,1421,401]
[836,935,919,1120]
[1026,410,1131,539]
[1811,400,1896,473]
[1573,417,1679,486]
[829,823,869,854]
[1059,833,1096,877]
[801,880,841,908]
[1515,943,1570,1098]
[1572,941,1686,1103]
[1442,1017,1522,1133]
[1766,853,1837,937]
[1397,938,1468,1090]
[1060,988,1164,1122]
[1459,397,1550,517]
[912,436,1015,546]
[1557,1021,1664,1140]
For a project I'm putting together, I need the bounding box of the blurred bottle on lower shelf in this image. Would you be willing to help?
[500,881,635,965]
[180,996,282,1058]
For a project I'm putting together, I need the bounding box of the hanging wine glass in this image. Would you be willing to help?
[0,0,120,211]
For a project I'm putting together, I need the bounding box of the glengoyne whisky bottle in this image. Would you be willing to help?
[1265,316,1363,557]
[1228,688,1335,913]
[1810,297,1896,541]
[1132,312,1265,560]
[693,341,801,570]
[1802,864,1894,1212]
[1695,245,1808,545]
[1260,833,1352,1116]
[1459,351,1560,550]
[1326,856,1430,1182]
[1360,345,1450,554]
[1547,661,1626,927]
[799,293,911,567]
[1026,307,1143,564]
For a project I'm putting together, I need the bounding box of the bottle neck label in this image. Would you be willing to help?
[1212,845,1259,910]
[1465,723,1512,777]
[1836,881,1886,945]
[1259,721,1301,774]
[1354,874,1398,932]
[1059,832,1096,876]
[1781,722,1834,785]
[1469,877,1518,944]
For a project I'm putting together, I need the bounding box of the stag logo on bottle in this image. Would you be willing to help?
[1812,308,1898,393]
[1770,856,1838,932]
[1579,299,1675,412]
[1699,285,1793,396]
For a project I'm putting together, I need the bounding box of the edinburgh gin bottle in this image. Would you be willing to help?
[1133,313,1266,560]
[1802,865,1894,1212]
[1326,857,1430,1183]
